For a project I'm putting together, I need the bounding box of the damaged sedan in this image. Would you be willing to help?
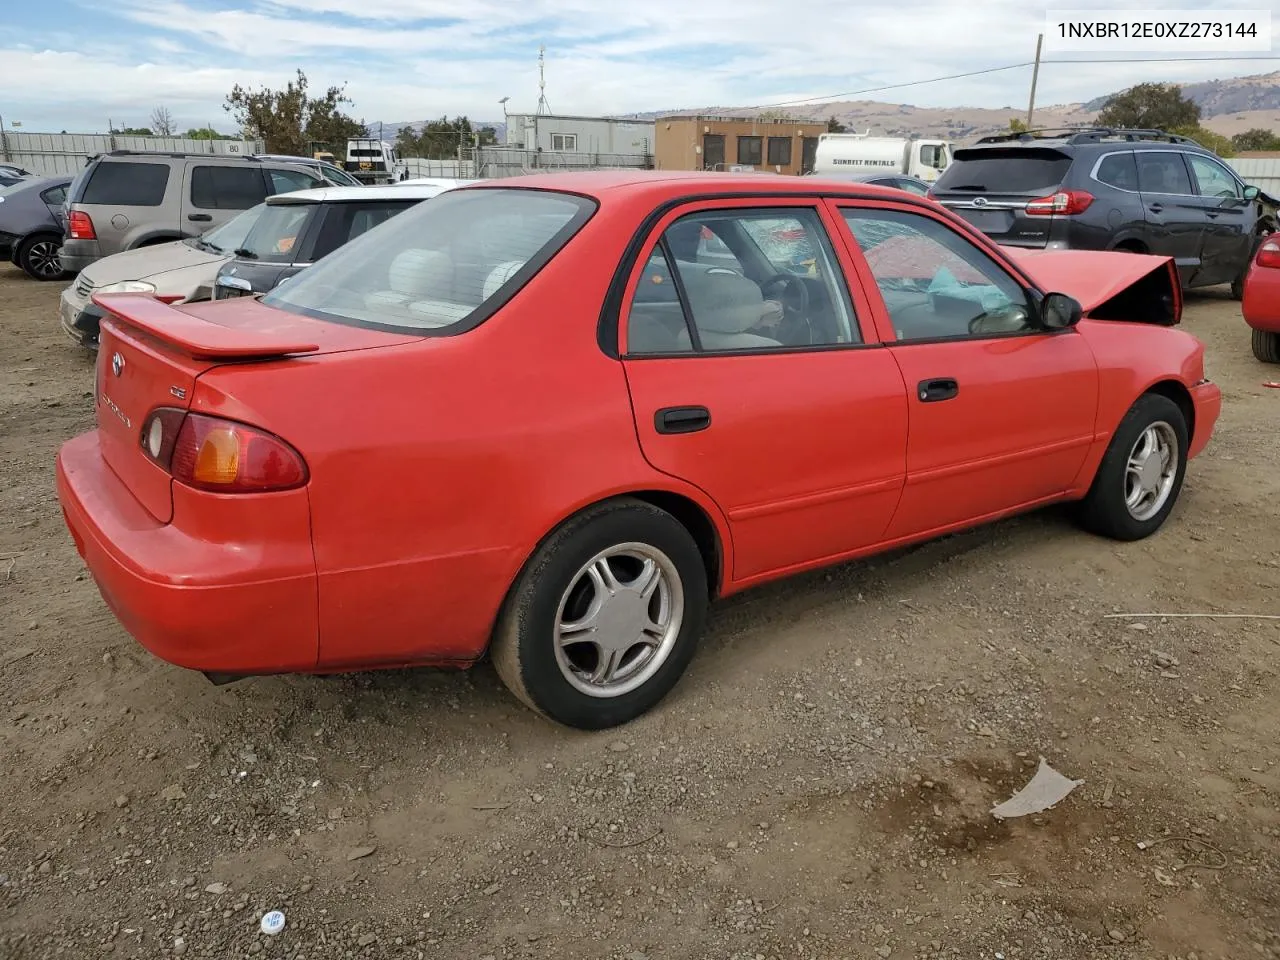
[56,171,1220,730]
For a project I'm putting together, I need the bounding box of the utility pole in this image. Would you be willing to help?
[1025,33,1044,129]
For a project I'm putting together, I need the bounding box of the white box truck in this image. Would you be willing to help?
[811,133,953,182]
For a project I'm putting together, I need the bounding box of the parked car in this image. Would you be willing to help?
[0,171,31,189]
[812,171,933,195]
[58,151,328,274]
[58,171,1220,730]
[251,154,364,187]
[212,182,465,301]
[928,127,1276,298]
[0,162,34,178]
[59,201,270,349]
[0,175,73,280]
[1242,235,1280,362]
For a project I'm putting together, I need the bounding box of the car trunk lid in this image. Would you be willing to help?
[92,293,419,523]
[932,147,1074,247]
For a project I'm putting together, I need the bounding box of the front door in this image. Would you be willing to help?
[702,135,725,172]
[832,200,1099,539]
[619,199,909,583]
[1184,152,1255,286]
[1135,150,1207,286]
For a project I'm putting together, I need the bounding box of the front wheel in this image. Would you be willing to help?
[1076,393,1189,541]
[1253,328,1280,364]
[18,234,69,281]
[492,499,709,730]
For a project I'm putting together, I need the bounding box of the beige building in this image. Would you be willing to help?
[654,115,828,176]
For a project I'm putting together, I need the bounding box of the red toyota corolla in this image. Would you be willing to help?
[1242,234,1280,363]
[57,172,1221,729]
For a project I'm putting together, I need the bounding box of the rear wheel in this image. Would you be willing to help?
[1076,393,1189,541]
[492,498,709,730]
[1253,328,1280,364]
[18,234,68,281]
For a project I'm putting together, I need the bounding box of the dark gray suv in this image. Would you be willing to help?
[929,128,1275,297]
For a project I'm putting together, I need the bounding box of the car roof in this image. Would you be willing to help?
[265,183,463,205]
[2,174,72,192]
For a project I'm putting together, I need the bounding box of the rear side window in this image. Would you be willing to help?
[262,188,596,334]
[1136,153,1193,195]
[1095,152,1139,191]
[190,166,269,210]
[309,200,417,259]
[935,148,1072,194]
[41,185,69,205]
[81,161,170,206]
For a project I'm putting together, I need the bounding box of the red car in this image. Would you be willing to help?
[56,172,1221,730]
[1242,235,1280,363]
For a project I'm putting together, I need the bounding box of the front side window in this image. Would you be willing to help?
[625,207,857,355]
[737,136,763,166]
[841,208,1032,341]
[81,161,170,206]
[1136,152,1193,196]
[767,137,792,166]
[191,166,269,210]
[262,188,595,333]
[1186,154,1242,199]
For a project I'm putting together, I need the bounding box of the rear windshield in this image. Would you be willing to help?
[934,148,1072,194]
[262,188,596,334]
[237,203,315,263]
[80,161,170,206]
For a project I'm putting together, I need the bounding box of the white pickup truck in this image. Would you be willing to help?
[345,138,408,185]
[811,133,953,182]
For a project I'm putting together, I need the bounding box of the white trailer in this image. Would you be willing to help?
[811,133,953,181]
[345,138,406,185]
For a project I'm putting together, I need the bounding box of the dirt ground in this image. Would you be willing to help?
[0,264,1277,960]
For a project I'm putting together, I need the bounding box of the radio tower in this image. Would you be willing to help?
[536,45,552,116]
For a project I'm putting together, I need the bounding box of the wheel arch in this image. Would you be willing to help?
[128,232,183,249]
[1144,378,1195,442]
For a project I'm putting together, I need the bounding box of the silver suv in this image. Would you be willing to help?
[59,151,326,273]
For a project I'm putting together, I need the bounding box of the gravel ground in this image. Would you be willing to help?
[1,263,1277,960]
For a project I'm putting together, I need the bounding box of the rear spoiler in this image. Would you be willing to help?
[93,293,320,361]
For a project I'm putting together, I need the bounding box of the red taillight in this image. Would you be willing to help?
[141,410,308,493]
[1256,237,1280,269]
[68,210,96,240]
[1025,189,1094,216]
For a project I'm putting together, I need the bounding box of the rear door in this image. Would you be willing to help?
[1135,150,1207,285]
[932,146,1074,247]
[1184,151,1254,285]
[618,197,909,584]
[183,164,272,235]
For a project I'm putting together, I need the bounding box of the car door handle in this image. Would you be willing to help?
[917,378,959,403]
[655,406,711,435]
[1147,203,1163,213]
[1205,211,1220,219]
[187,213,213,222]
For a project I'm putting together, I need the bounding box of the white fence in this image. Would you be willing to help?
[0,131,265,177]
[1228,158,1280,196]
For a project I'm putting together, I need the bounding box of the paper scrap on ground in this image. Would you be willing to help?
[991,757,1084,819]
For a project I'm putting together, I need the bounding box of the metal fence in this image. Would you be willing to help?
[0,130,266,177]
[400,147,652,181]
[1228,158,1280,196]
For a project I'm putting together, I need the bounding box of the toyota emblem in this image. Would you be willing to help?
[972,197,989,207]
[111,352,125,377]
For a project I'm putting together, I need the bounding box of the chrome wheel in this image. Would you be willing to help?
[1124,421,1178,522]
[26,239,63,279]
[553,543,684,699]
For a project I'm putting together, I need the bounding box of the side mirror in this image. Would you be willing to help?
[1041,292,1082,329]
[1243,185,1260,201]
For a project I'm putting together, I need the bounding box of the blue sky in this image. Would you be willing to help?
[2,0,1276,134]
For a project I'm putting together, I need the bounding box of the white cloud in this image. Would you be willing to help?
[3,0,1276,132]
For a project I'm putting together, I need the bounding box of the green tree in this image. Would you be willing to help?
[1097,82,1200,131]
[397,116,496,159]
[185,126,233,140]
[224,69,364,155]
[827,116,847,133]
[1170,125,1235,157]
[1231,128,1280,152]
[113,126,153,136]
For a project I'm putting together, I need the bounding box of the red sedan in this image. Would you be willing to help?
[1242,235,1280,363]
[57,172,1221,729]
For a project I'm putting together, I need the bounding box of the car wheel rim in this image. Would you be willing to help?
[553,543,684,699]
[1124,421,1178,522]
[29,241,62,278]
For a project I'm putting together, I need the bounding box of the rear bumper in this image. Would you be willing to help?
[1189,380,1221,460]
[58,239,103,274]
[56,431,319,674]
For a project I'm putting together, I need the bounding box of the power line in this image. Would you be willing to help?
[761,55,1280,108]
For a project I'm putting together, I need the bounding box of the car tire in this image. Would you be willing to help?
[1075,393,1189,542]
[492,498,709,730]
[17,233,69,281]
[1253,328,1280,364]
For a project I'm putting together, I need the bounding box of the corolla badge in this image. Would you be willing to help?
[111,352,125,377]
[971,197,989,207]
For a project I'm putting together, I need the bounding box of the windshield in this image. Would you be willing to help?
[191,202,268,254]
[262,188,596,333]
[236,202,314,262]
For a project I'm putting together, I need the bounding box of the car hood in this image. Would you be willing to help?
[81,239,229,289]
[1003,248,1181,326]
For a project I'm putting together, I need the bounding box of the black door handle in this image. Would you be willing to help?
[1205,211,1220,219]
[917,378,959,403]
[655,406,711,434]
[1148,203,1163,214]
[187,213,213,222]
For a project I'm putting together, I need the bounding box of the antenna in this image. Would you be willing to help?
[536,45,551,116]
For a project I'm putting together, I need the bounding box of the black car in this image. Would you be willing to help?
[928,127,1275,298]
[212,184,451,300]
